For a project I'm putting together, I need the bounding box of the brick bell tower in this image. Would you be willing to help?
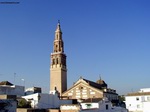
[50,21,67,96]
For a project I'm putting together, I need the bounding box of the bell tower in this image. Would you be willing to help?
[50,21,67,95]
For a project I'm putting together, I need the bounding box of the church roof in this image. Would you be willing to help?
[62,77,104,95]
[0,81,13,86]
[96,79,107,88]
[82,78,104,90]
[82,98,103,103]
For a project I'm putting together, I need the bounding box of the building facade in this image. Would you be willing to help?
[25,87,42,95]
[62,77,118,102]
[125,88,150,112]
[0,81,24,97]
[61,97,127,112]
[50,22,67,96]
[23,93,72,109]
[50,22,118,102]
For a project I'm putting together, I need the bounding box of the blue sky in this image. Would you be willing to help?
[0,0,150,95]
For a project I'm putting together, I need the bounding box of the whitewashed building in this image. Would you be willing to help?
[25,87,42,95]
[22,93,72,109]
[61,97,128,112]
[125,88,150,112]
[0,81,24,97]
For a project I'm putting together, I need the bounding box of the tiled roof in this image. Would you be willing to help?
[0,81,13,86]
[82,98,102,103]
[96,79,107,87]
[82,78,103,90]
[127,92,150,96]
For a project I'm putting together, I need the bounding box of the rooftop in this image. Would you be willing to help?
[127,92,150,96]
[0,81,13,86]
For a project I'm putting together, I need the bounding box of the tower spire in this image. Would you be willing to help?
[53,21,64,53]
[56,20,61,32]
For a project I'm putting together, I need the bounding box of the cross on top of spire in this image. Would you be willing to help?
[56,20,61,32]
[58,20,60,25]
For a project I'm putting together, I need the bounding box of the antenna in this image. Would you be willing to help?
[14,73,16,85]
[99,74,102,80]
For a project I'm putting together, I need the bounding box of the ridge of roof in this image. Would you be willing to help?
[127,92,150,96]
[82,78,103,90]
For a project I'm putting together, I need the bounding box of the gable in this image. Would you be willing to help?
[62,81,103,100]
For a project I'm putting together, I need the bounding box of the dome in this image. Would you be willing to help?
[96,79,107,88]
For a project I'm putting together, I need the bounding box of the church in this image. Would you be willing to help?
[50,22,118,102]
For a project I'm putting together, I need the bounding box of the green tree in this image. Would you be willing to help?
[17,98,31,108]
[118,95,125,102]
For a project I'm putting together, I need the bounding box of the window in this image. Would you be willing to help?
[137,104,140,108]
[136,97,139,101]
[56,58,59,64]
[86,104,92,109]
[52,59,55,64]
[55,45,58,52]
[80,86,83,90]
[147,97,150,101]
[106,104,108,110]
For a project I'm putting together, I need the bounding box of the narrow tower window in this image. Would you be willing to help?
[53,59,55,65]
[55,45,58,52]
[56,58,59,64]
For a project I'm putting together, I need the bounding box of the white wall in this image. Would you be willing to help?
[23,93,72,109]
[125,95,150,112]
[140,88,150,92]
[60,98,127,112]
[61,105,79,110]
[79,99,127,112]
[143,102,150,112]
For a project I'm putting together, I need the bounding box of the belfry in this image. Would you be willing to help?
[50,21,67,96]
[50,22,118,102]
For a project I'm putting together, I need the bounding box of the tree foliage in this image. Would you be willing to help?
[17,98,31,108]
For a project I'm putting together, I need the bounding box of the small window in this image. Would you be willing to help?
[147,97,150,101]
[106,104,108,110]
[137,104,140,108]
[80,86,83,89]
[56,58,59,64]
[52,59,55,64]
[136,97,139,101]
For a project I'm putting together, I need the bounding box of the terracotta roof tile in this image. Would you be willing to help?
[127,92,150,96]
[0,81,13,86]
